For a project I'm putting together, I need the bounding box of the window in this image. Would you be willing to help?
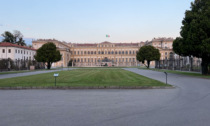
[21,50,22,54]
[81,58,83,62]
[111,51,114,54]
[108,51,110,54]
[91,51,93,54]
[126,51,128,54]
[2,49,5,53]
[8,49,11,53]
[115,51,117,54]
[101,51,104,54]
[122,51,124,54]
[119,51,121,54]
[84,51,86,54]
[98,51,100,54]
[81,51,83,55]
[133,51,135,54]
[74,51,76,55]
[129,51,131,54]
[15,49,17,53]
[78,51,80,55]
[165,52,167,55]
[88,51,90,54]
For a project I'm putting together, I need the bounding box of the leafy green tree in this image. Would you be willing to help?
[136,45,160,69]
[173,0,210,75]
[1,30,26,46]
[1,31,15,43]
[34,42,61,69]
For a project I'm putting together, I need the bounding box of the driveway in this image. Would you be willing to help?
[0,68,210,126]
[0,68,76,79]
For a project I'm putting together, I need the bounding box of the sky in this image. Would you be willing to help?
[0,0,194,44]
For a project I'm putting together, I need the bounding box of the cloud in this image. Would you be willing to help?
[0,24,3,26]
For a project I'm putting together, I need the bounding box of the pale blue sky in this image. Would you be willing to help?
[0,0,193,43]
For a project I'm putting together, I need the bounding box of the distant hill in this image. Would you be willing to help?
[0,36,33,45]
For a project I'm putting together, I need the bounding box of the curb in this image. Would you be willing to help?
[0,86,175,90]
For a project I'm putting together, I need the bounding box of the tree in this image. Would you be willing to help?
[173,0,210,75]
[1,30,26,46]
[1,31,15,43]
[34,42,61,69]
[136,45,160,69]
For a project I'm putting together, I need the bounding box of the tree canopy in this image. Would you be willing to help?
[1,30,26,46]
[173,0,210,75]
[34,42,61,69]
[136,45,160,69]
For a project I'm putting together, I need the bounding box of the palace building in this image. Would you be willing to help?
[32,37,174,67]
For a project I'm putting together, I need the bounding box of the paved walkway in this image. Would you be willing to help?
[0,68,210,126]
[0,68,76,79]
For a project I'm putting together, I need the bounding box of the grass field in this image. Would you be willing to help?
[139,68,210,79]
[0,68,170,87]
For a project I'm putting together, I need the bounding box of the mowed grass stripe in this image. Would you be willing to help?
[0,69,170,87]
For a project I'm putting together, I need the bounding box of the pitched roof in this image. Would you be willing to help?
[115,43,139,47]
[0,42,36,51]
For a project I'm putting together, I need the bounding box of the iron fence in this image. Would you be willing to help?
[155,58,202,72]
[0,58,45,72]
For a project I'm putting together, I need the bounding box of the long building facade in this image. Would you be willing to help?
[68,41,144,67]
[32,38,174,67]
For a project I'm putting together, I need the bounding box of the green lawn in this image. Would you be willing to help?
[139,68,210,79]
[0,68,170,87]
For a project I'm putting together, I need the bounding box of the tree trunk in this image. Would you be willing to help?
[147,60,150,69]
[201,57,208,75]
[47,62,51,69]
